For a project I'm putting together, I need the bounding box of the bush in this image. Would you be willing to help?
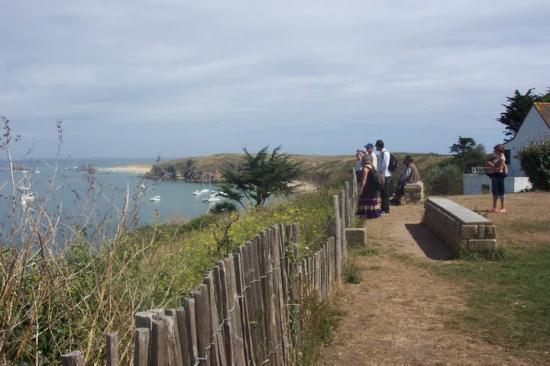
[209,201,238,214]
[423,163,463,195]
[519,138,550,191]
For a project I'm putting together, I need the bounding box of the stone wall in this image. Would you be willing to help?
[423,197,497,255]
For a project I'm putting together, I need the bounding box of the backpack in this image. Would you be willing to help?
[388,153,398,173]
[370,167,385,190]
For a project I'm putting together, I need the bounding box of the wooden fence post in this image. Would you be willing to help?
[345,181,352,225]
[61,351,84,366]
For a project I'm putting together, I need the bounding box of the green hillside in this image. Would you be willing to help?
[145,152,449,187]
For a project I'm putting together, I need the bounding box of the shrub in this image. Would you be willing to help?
[209,201,238,214]
[343,259,362,284]
[519,138,550,191]
[423,163,463,195]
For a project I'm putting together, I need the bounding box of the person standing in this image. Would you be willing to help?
[485,144,507,213]
[356,156,381,219]
[376,139,391,214]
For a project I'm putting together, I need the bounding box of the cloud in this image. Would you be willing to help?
[1,0,549,158]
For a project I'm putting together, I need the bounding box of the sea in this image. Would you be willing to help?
[0,158,220,232]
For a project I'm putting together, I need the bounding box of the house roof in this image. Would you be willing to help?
[534,102,550,128]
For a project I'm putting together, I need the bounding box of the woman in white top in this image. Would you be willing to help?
[485,144,507,213]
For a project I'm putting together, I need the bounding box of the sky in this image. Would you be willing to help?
[1,0,549,159]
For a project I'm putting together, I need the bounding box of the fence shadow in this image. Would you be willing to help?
[404,223,454,260]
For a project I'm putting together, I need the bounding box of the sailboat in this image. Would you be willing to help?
[149,195,161,202]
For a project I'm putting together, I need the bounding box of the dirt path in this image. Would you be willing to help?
[319,204,532,366]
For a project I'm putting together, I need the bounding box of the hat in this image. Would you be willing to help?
[365,143,374,149]
[356,148,366,154]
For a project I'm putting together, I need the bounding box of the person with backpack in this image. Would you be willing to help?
[356,155,381,219]
[375,139,397,214]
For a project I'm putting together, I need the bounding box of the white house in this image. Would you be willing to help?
[463,102,550,195]
[504,102,550,176]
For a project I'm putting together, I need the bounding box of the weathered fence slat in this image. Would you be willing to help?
[134,328,150,366]
[194,285,212,366]
[151,317,168,366]
[106,332,119,366]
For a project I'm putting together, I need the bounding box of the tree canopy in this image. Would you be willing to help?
[219,146,302,208]
[448,136,486,172]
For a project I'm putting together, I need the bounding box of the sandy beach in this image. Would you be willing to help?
[97,164,152,174]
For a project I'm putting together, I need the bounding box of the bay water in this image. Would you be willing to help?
[0,158,220,233]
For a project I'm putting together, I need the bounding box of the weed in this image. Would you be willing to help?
[343,259,362,284]
[296,295,342,366]
[457,246,506,261]
[356,247,379,257]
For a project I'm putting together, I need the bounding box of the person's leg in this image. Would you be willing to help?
[490,178,498,212]
[497,176,506,212]
[381,179,390,213]
[392,184,404,205]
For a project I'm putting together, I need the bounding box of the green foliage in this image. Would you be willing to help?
[449,137,487,173]
[1,186,335,364]
[220,146,302,208]
[519,138,550,191]
[423,162,463,195]
[296,295,342,366]
[343,259,362,284]
[449,136,477,156]
[209,201,238,214]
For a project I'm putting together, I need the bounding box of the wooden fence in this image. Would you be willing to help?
[62,175,358,366]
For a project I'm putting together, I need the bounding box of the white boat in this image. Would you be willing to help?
[202,193,221,203]
[200,188,210,194]
[149,195,161,202]
[18,185,31,191]
[193,190,202,195]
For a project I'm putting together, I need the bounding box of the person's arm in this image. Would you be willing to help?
[401,167,411,183]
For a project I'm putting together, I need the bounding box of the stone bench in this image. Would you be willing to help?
[404,181,424,203]
[423,197,497,255]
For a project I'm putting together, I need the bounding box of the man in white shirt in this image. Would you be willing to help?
[375,139,391,214]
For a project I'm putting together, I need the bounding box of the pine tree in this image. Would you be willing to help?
[497,89,540,141]
[220,146,302,208]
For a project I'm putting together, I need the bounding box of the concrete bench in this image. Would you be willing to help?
[404,181,424,203]
[423,197,497,255]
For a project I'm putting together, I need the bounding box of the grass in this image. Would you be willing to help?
[0,187,335,365]
[428,192,550,354]
[343,259,362,284]
[296,295,342,366]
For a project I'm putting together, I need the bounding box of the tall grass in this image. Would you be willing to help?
[0,118,335,364]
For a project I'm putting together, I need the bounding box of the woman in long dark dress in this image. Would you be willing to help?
[356,157,381,219]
